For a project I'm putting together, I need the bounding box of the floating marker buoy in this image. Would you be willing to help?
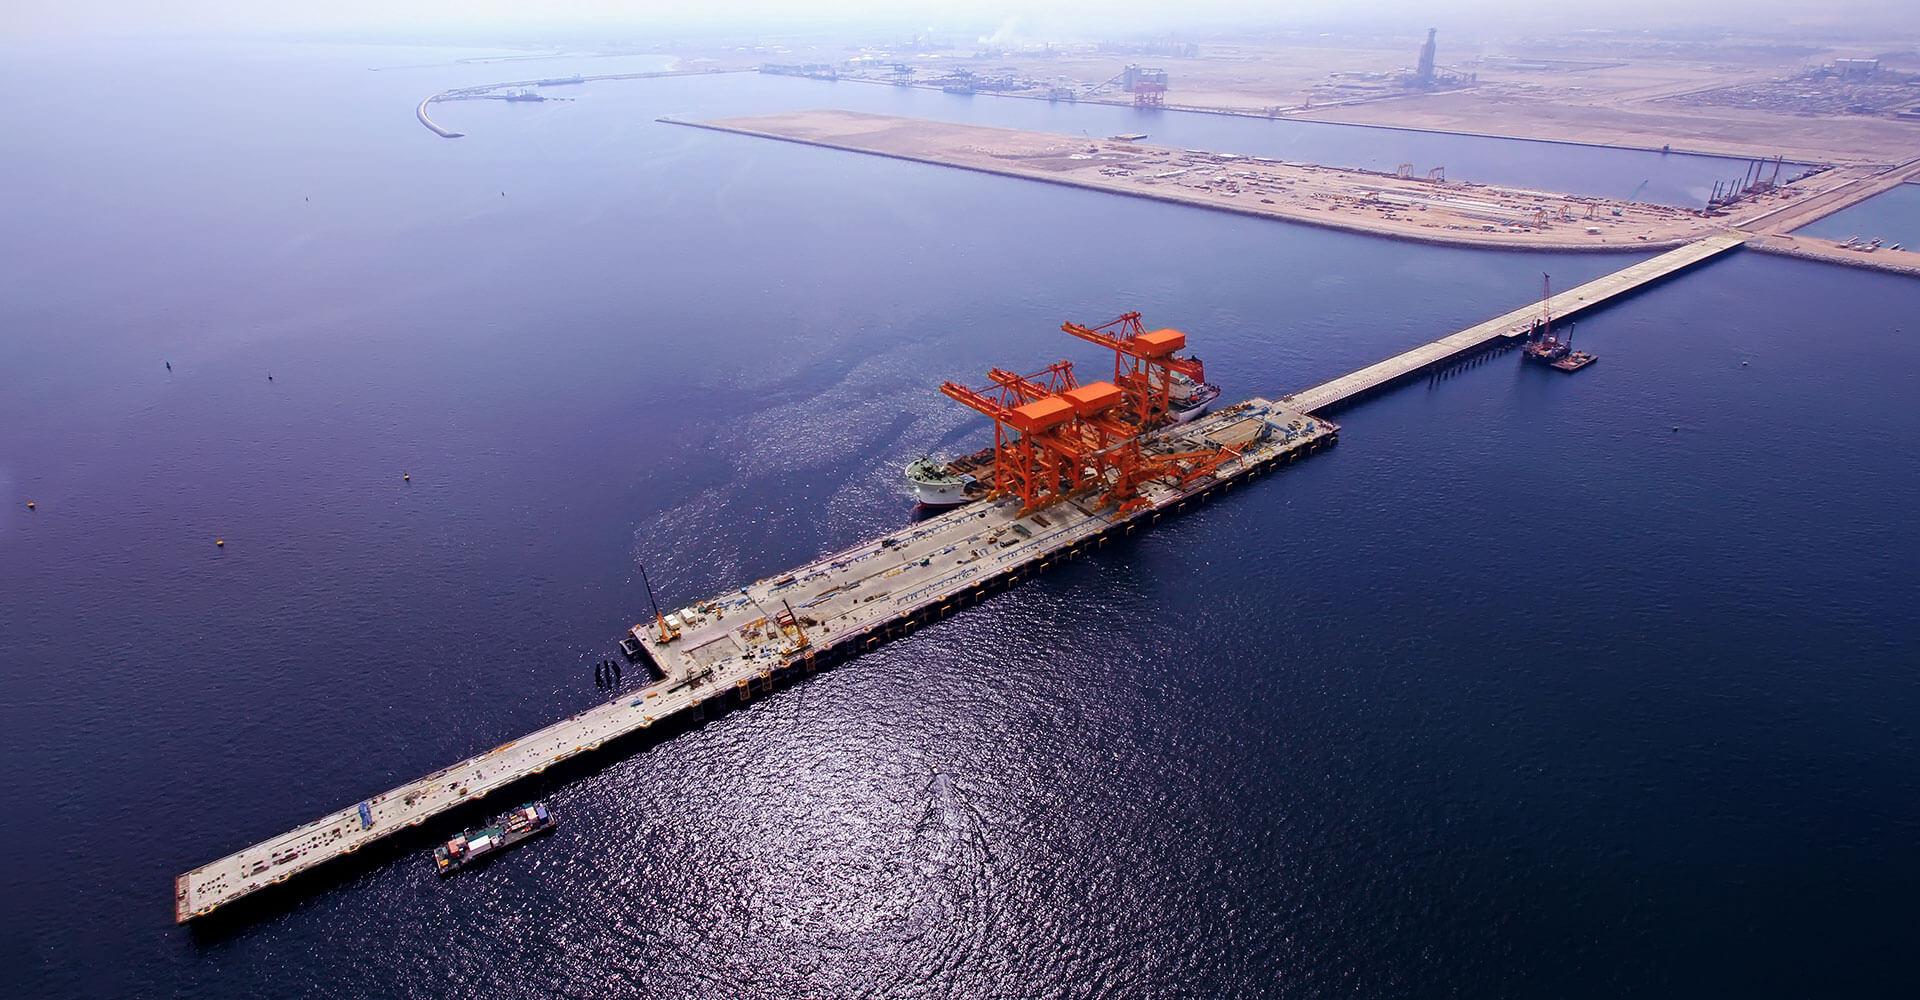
[216,538,226,547]
[25,500,35,510]
[1672,426,1679,432]
[403,473,411,482]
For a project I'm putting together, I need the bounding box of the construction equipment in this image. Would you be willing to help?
[774,599,811,654]
[1085,68,1130,97]
[638,563,677,643]
[1521,273,1593,371]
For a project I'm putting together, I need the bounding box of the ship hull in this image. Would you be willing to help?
[1168,382,1223,424]
[904,456,976,507]
[912,480,972,506]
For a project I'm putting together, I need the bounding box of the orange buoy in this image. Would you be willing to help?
[24,500,34,510]
[215,538,226,547]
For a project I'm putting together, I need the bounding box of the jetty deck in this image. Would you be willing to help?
[1286,233,1746,413]
[172,224,1755,924]
[174,399,1337,923]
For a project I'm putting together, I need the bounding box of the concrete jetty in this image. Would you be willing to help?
[1286,233,1748,413]
[169,72,1920,921]
[174,398,1338,923]
[169,226,1764,924]
[1741,158,1920,236]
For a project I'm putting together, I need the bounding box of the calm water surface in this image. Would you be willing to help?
[3,41,1917,999]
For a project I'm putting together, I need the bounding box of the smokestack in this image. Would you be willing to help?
[1416,28,1438,87]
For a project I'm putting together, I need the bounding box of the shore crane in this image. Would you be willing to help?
[1061,312,1210,429]
[942,364,1105,512]
[941,318,1238,516]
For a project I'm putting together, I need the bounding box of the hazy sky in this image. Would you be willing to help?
[8,0,1918,42]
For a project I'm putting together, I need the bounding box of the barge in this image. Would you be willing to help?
[434,803,555,876]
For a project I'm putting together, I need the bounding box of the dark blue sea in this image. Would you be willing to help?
[3,41,1917,999]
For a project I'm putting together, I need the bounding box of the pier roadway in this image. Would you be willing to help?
[1285,233,1747,413]
[176,400,1336,923]
[1741,158,1920,237]
[1736,159,1920,279]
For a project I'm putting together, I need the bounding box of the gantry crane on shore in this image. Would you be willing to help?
[940,316,1236,516]
[1061,312,1211,429]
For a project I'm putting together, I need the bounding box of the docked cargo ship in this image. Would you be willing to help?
[902,445,997,507]
[1166,371,1222,423]
[433,803,555,875]
[904,456,975,506]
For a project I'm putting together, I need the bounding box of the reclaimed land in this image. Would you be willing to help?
[670,110,1856,252]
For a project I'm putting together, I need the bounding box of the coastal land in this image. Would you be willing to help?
[673,110,1889,253]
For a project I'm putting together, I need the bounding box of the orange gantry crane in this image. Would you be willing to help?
[941,362,1102,512]
[1061,312,1209,430]
[939,315,1237,517]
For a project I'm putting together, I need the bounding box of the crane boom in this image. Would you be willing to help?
[1062,312,1208,427]
[939,312,1236,516]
